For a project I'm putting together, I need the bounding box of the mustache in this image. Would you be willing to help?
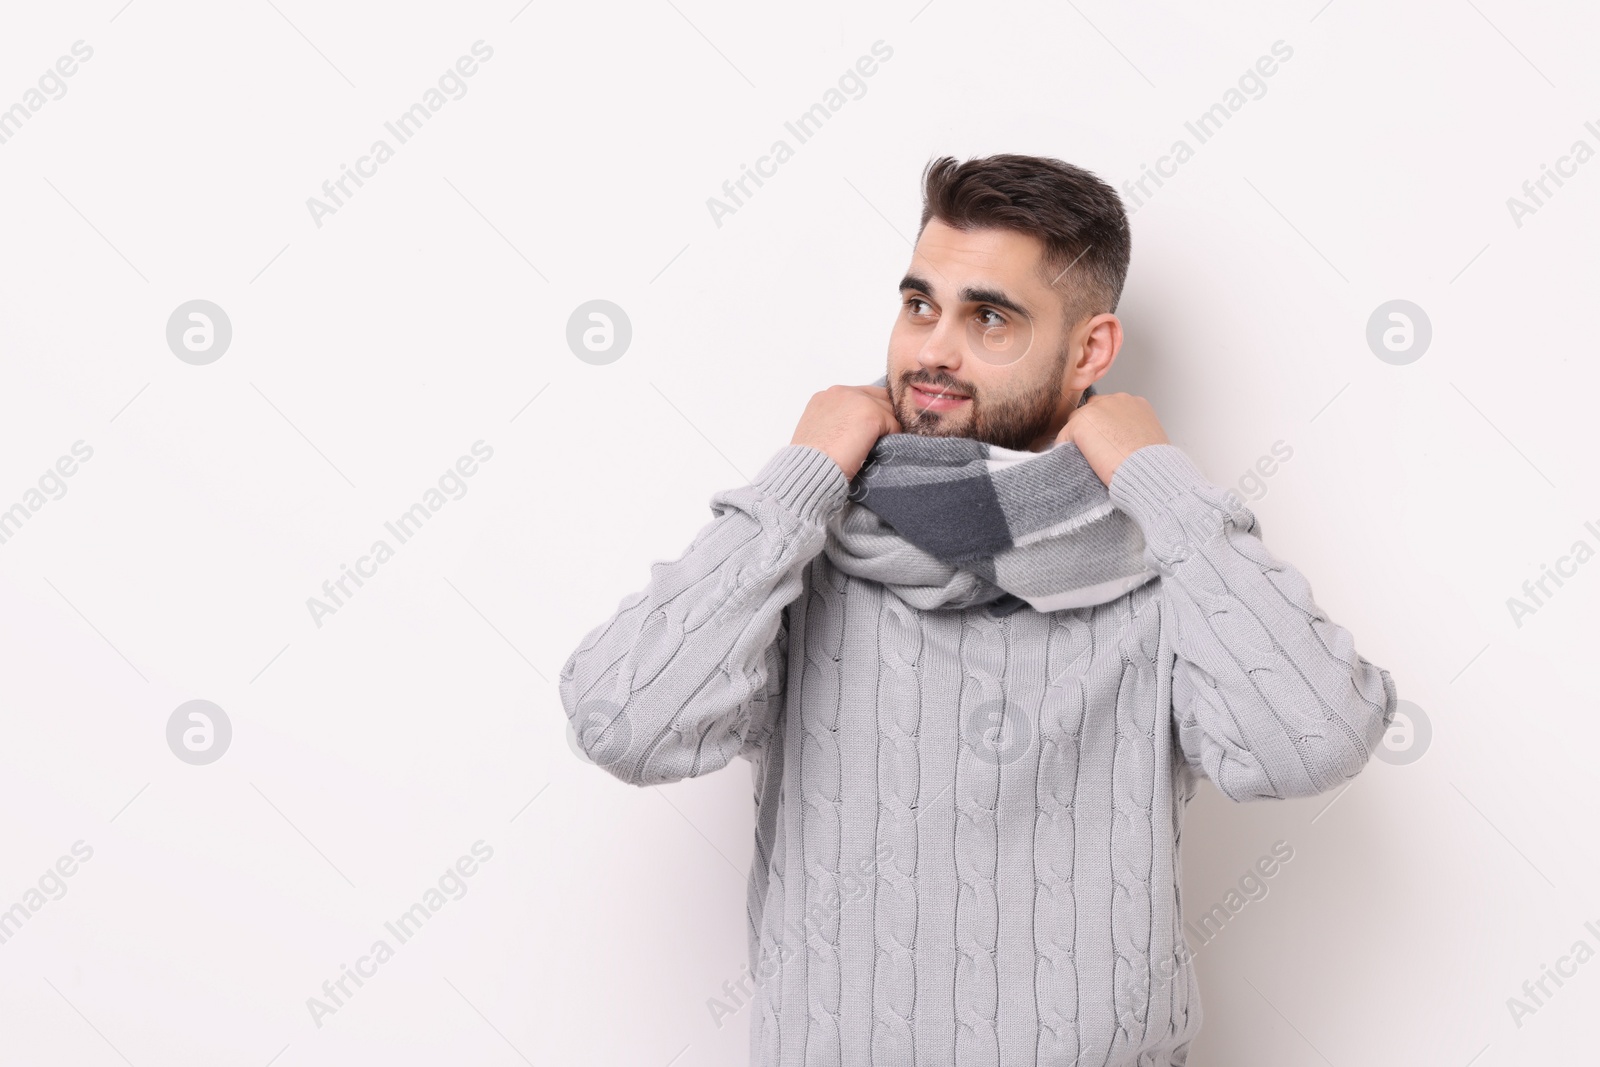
[903,374,973,396]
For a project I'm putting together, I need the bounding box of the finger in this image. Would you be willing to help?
[873,394,902,427]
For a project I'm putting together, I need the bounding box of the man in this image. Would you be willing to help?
[559,153,1397,1066]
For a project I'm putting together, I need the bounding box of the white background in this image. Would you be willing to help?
[2,0,1597,1064]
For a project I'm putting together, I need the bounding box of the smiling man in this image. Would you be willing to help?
[560,153,1398,1066]
[892,216,1100,452]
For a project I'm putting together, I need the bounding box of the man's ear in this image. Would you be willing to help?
[1071,313,1123,390]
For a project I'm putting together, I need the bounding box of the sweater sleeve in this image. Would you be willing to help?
[1107,443,1399,803]
[558,444,850,787]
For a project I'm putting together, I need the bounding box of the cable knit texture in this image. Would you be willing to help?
[559,441,1399,1066]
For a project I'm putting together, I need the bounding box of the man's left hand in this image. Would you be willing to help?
[1055,392,1170,487]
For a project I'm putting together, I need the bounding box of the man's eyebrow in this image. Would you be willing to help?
[961,286,1032,320]
[897,274,1032,320]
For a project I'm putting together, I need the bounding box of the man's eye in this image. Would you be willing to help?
[905,298,932,316]
[977,308,1005,328]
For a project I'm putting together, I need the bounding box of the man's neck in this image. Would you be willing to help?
[1025,388,1088,451]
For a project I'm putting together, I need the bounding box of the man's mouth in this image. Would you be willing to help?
[909,383,971,412]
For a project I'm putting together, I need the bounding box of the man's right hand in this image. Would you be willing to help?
[791,384,902,482]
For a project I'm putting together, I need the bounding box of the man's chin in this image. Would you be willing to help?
[898,407,964,436]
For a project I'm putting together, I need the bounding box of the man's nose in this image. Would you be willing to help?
[915,316,966,374]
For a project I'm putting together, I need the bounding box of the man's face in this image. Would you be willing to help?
[887,217,1079,452]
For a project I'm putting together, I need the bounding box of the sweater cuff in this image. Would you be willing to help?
[1107,444,1210,519]
[752,444,851,525]
[1108,444,1245,561]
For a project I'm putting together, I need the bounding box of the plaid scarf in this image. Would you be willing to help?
[821,380,1158,614]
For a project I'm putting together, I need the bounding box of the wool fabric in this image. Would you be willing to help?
[560,440,1398,1066]
[824,427,1158,614]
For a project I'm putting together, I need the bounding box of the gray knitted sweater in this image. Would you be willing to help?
[559,441,1398,1067]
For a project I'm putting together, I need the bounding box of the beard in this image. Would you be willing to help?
[893,343,1070,452]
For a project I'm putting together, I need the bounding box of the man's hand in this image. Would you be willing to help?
[792,384,902,481]
[1056,391,1170,487]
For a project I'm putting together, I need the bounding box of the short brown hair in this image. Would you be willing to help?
[917,153,1131,328]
